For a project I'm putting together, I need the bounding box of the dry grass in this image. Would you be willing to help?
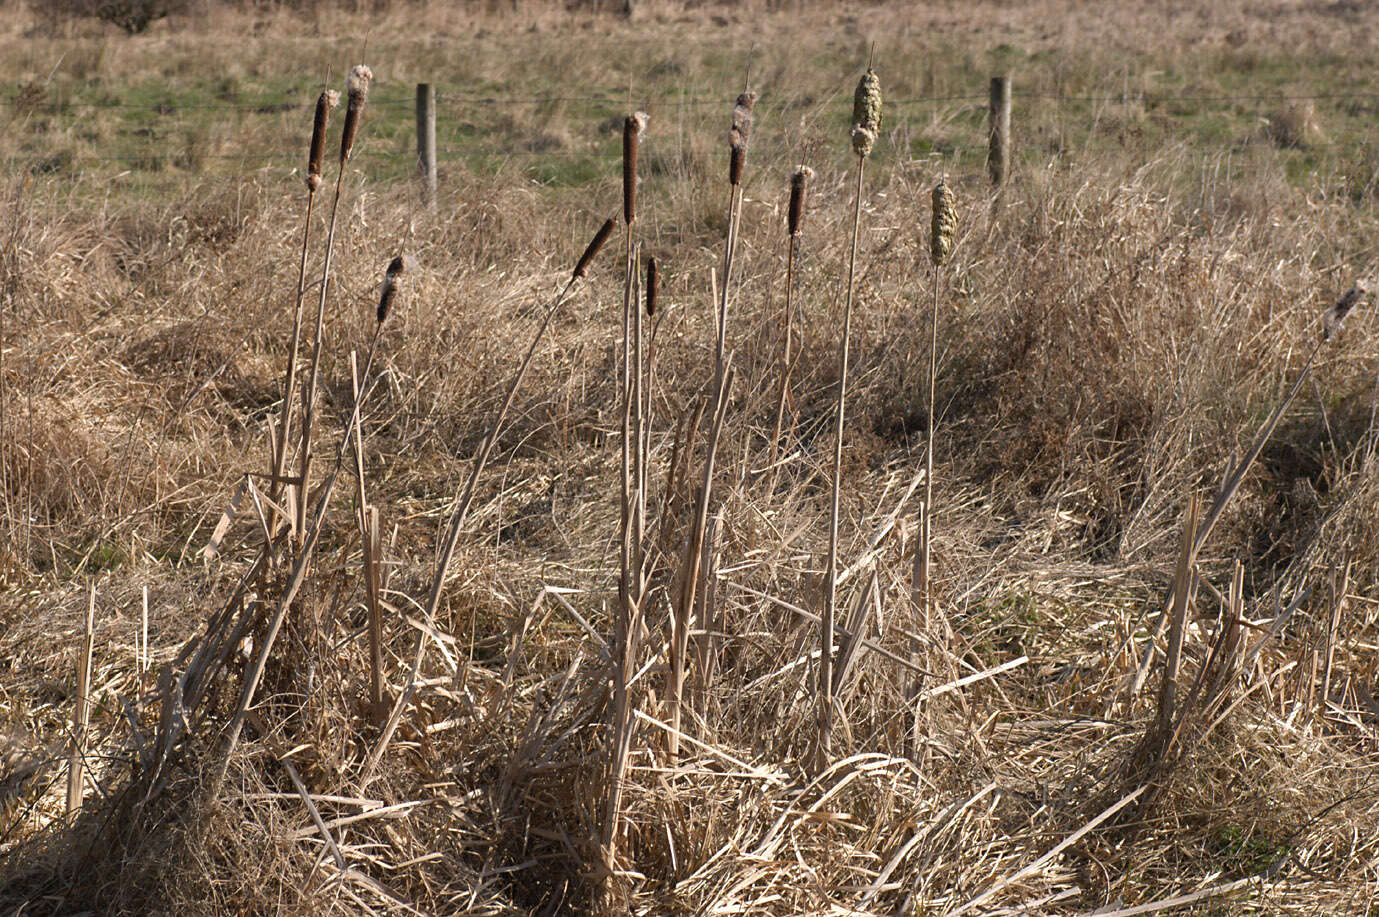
[1,1,1379,914]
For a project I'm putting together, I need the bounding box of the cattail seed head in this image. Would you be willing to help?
[728,90,757,186]
[377,254,413,324]
[930,181,957,267]
[573,217,618,279]
[1324,281,1370,340]
[788,165,813,237]
[306,90,339,192]
[645,256,658,317]
[622,111,650,225]
[851,67,882,158]
[340,65,373,164]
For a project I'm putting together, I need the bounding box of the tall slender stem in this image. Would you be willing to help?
[295,166,348,546]
[820,157,866,769]
[270,189,317,536]
[767,233,798,491]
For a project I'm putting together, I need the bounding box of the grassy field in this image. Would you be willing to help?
[2,0,1379,913]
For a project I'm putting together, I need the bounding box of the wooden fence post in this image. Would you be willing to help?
[416,83,437,210]
[988,75,1011,187]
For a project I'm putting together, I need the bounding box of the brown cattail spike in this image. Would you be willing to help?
[1324,281,1370,340]
[788,165,813,237]
[728,91,757,186]
[622,111,649,225]
[573,218,618,279]
[851,67,882,158]
[340,65,374,164]
[307,90,340,192]
[377,255,412,324]
[930,181,956,267]
[645,256,658,317]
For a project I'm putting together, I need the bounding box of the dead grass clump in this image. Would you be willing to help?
[1264,99,1324,148]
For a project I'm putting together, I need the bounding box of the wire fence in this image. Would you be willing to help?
[6,84,1370,173]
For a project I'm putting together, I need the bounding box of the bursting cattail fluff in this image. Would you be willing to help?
[573,218,617,279]
[788,165,813,237]
[645,256,658,317]
[1324,281,1370,340]
[851,67,882,158]
[306,90,339,192]
[930,181,956,267]
[728,91,757,186]
[377,255,412,324]
[340,65,374,164]
[622,111,650,225]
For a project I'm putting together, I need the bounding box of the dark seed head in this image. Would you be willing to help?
[788,166,813,237]
[645,256,658,317]
[306,90,339,192]
[340,65,373,164]
[377,254,411,324]
[573,218,618,280]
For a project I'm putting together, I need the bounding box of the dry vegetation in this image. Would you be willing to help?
[2,0,1379,913]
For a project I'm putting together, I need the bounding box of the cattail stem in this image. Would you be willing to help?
[766,231,798,491]
[918,265,940,628]
[820,156,867,771]
[270,190,317,534]
[295,164,348,546]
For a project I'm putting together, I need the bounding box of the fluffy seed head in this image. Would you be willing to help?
[728,91,757,186]
[788,165,813,237]
[1324,281,1370,340]
[306,90,339,192]
[340,65,373,163]
[930,181,957,267]
[622,111,650,224]
[851,67,882,157]
[377,254,413,324]
[645,256,658,317]
[573,217,618,279]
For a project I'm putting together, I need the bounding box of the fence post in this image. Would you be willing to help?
[416,83,437,211]
[988,75,1011,187]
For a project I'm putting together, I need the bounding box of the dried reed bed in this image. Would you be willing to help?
[2,7,1379,916]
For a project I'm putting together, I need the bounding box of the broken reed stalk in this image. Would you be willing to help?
[819,66,881,771]
[66,584,95,817]
[270,89,338,539]
[214,252,400,791]
[1129,282,1371,700]
[766,165,811,492]
[362,220,615,790]
[296,64,372,546]
[915,181,956,635]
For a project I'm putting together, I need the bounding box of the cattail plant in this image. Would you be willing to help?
[217,250,407,787]
[767,165,813,489]
[820,65,881,770]
[607,108,651,897]
[270,89,338,540]
[306,214,614,776]
[296,64,373,544]
[666,89,755,759]
[353,254,409,725]
[914,181,956,639]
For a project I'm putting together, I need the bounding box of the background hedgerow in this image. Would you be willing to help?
[0,0,1378,914]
